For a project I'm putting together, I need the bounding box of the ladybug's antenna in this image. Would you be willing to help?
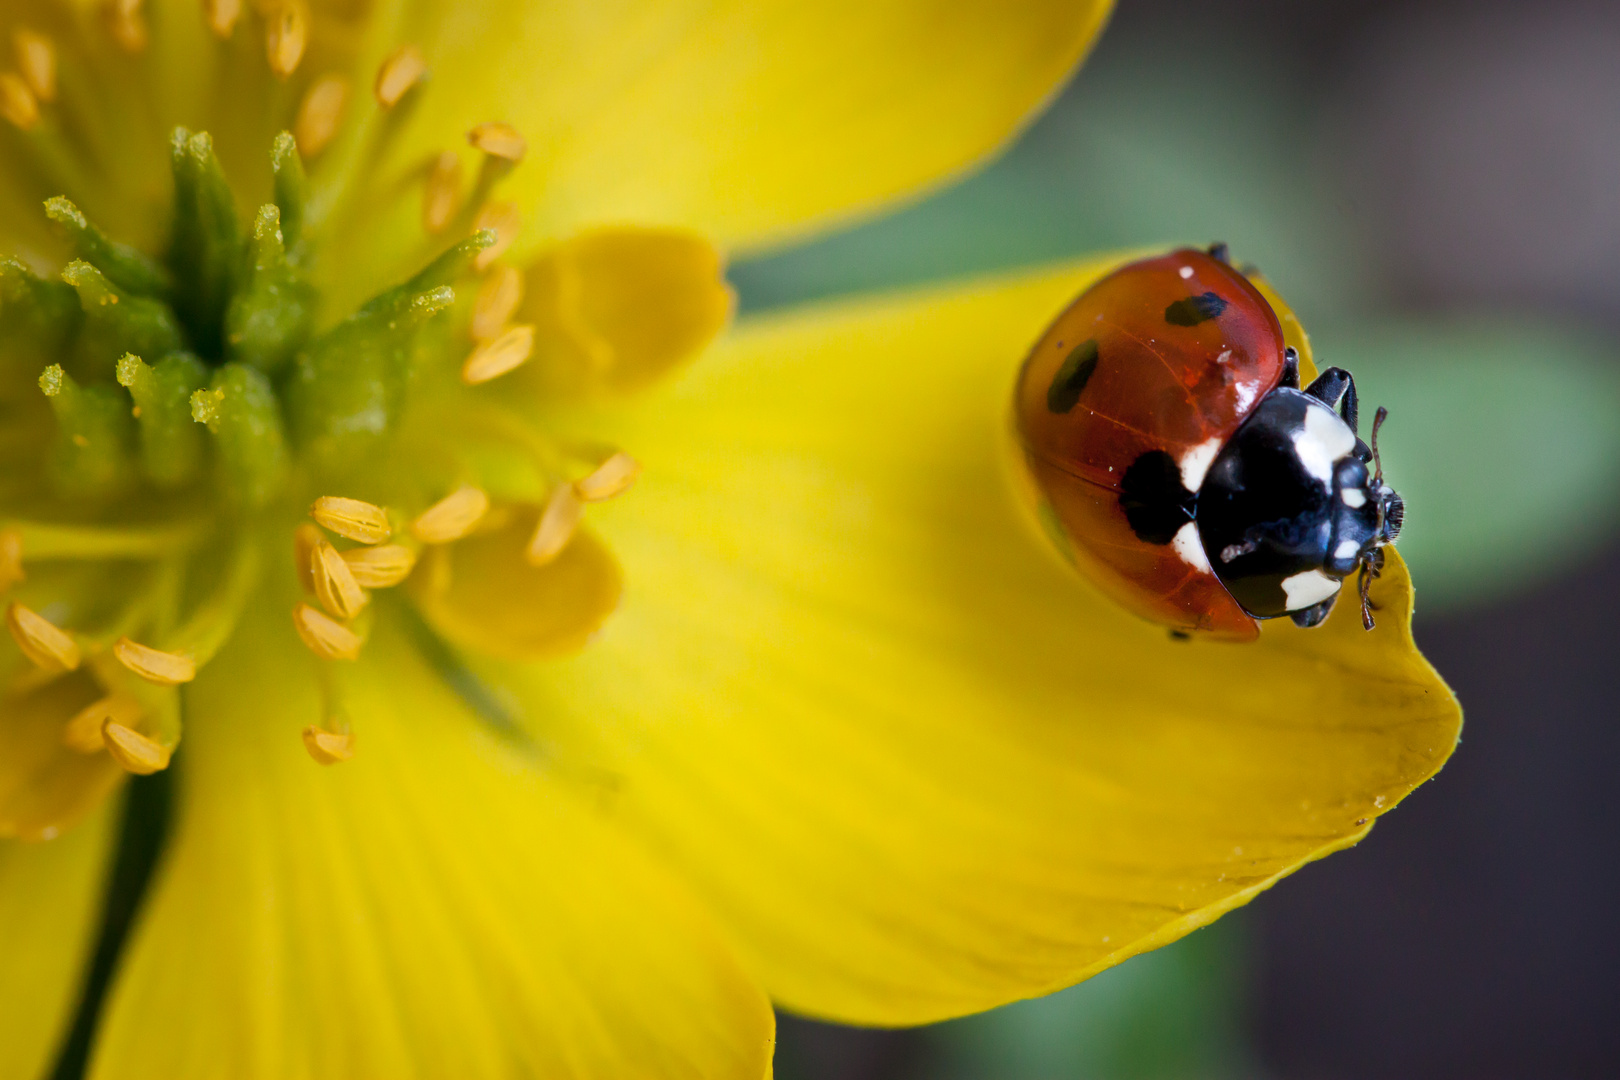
[1368,406,1389,486]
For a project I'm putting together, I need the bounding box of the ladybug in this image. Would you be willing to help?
[1014,245,1404,642]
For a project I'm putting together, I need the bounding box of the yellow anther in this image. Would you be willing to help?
[576,451,641,502]
[203,0,242,38]
[411,486,490,543]
[312,539,369,619]
[64,695,143,754]
[341,544,417,588]
[422,151,462,234]
[527,484,582,566]
[265,0,308,78]
[106,0,148,53]
[467,121,526,162]
[310,495,391,544]
[471,264,524,341]
[0,72,39,131]
[0,527,24,593]
[462,324,535,385]
[6,602,80,672]
[103,722,171,775]
[293,602,362,661]
[113,636,196,686]
[294,74,347,157]
[13,28,56,102]
[294,522,322,595]
[374,43,425,107]
[302,725,355,765]
[473,201,521,270]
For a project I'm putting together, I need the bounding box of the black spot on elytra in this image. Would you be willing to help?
[1164,291,1228,327]
[1119,449,1196,545]
[1046,339,1099,414]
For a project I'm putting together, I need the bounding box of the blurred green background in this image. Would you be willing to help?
[735,1,1620,1077]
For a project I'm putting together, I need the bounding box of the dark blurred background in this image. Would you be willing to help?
[730,1,1620,1077]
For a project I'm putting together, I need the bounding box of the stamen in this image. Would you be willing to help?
[64,695,143,754]
[0,72,39,132]
[576,451,641,502]
[473,201,521,270]
[114,636,197,685]
[311,496,391,543]
[0,528,24,594]
[294,522,321,594]
[471,264,523,340]
[6,602,81,672]
[302,725,355,764]
[203,0,242,38]
[467,122,527,162]
[293,602,362,661]
[312,539,369,619]
[527,484,582,566]
[341,544,416,588]
[13,28,57,102]
[462,324,535,385]
[422,151,462,234]
[265,0,308,78]
[374,44,426,108]
[411,486,489,543]
[294,74,348,157]
[103,722,171,774]
[106,0,148,53]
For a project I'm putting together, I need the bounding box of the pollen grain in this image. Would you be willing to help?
[411,486,489,543]
[311,495,391,543]
[295,74,348,157]
[302,725,355,764]
[13,28,56,102]
[375,44,426,107]
[341,544,416,588]
[103,722,171,774]
[467,122,526,162]
[462,324,535,385]
[293,603,363,661]
[114,636,197,686]
[576,451,641,502]
[6,601,80,672]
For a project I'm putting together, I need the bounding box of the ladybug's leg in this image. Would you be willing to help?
[1207,242,1231,264]
[1280,347,1300,389]
[1290,593,1338,629]
[1304,366,1360,433]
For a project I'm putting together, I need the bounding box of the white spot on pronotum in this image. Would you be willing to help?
[1292,403,1357,486]
[1178,436,1222,492]
[1171,522,1211,573]
[1341,487,1367,508]
[1281,568,1341,610]
[1179,265,1194,279]
[1335,539,1361,562]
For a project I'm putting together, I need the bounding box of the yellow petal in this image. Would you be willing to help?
[410,509,621,662]
[498,261,1462,1024]
[375,0,1112,256]
[516,228,733,396]
[88,601,772,1079]
[0,804,115,1080]
[0,670,126,841]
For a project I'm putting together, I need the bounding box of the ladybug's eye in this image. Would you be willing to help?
[1384,493,1406,540]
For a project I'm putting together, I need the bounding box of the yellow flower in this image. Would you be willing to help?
[0,2,1458,1079]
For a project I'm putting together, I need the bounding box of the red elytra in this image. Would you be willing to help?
[1014,248,1289,641]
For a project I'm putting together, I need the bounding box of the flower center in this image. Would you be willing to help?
[0,6,646,811]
